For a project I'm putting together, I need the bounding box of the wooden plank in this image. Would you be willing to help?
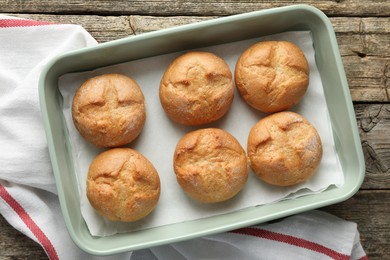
[331,17,390,34]
[355,104,390,190]
[336,34,390,57]
[128,16,390,35]
[0,1,389,17]
[344,56,389,102]
[350,86,388,103]
[129,15,213,35]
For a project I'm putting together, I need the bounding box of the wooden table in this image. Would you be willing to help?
[0,1,389,259]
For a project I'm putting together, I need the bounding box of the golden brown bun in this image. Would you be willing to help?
[247,111,322,186]
[235,41,309,113]
[72,74,146,148]
[160,52,234,126]
[174,128,248,203]
[87,148,160,222]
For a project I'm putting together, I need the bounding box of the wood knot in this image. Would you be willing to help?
[352,50,367,58]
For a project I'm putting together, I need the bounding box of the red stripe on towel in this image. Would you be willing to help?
[0,19,53,28]
[232,227,350,260]
[0,184,59,260]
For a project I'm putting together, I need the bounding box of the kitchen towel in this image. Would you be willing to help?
[0,15,367,260]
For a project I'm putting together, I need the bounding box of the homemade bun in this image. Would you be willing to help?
[235,41,309,113]
[173,128,248,203]
[72,73,146,147]
[87,148,160,222]
[160,52,234,125]
[247,111,322,186]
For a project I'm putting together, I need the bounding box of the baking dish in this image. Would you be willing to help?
[39,4,365,255]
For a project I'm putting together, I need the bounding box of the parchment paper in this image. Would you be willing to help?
[58,31,344,236]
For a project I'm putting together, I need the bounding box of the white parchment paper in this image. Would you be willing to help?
[58,31,344,236]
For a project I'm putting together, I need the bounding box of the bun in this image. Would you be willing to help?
[235,41,309,113]
[72,73,146,147]
[160,52,234,125]
[174,128,248,203]
[87,148,160,222]
[247,111,322,186]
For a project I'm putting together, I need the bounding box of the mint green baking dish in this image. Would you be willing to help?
[39,4,364,255]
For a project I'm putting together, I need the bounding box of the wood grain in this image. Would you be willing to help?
[0,0,389,16]
[0,214,47,259]
[356,104,390,189]
[7,14,390,41]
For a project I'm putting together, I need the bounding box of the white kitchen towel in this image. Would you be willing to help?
[0,15,367,260]
[134,210,368,260]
